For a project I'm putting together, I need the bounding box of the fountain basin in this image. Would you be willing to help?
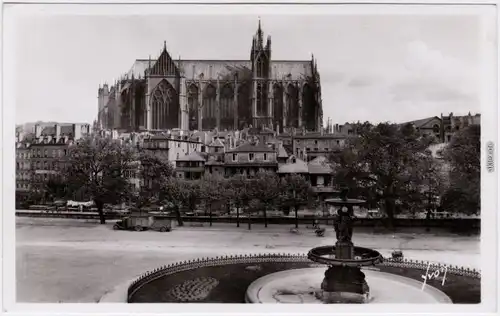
[246,268,452,304]
[308,245,383,267]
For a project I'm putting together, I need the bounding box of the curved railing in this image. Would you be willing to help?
[127,253,481,302]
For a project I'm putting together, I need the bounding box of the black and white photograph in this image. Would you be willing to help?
[1,2,498,315]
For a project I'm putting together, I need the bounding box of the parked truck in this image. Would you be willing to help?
[113,214,172,232]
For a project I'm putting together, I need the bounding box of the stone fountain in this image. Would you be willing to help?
[126,190,470,304]
[307,188,383,303]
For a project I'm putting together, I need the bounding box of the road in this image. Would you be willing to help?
[16,218,480,303]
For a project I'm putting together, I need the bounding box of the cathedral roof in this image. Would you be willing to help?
[127,59,155,78]
[126,59,313,81]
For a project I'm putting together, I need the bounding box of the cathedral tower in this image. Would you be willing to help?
[250,20,272,129]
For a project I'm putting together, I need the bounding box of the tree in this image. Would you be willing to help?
[226,174,252,227]
[199,174,226,226]
[42,176,68,203]
[62,135,136,224]
[161,177,201,226]
[248,171,281,228]
[132,152,175,209]
[442,125,480,215]
[332,123,436,228]
[278,174,312,228]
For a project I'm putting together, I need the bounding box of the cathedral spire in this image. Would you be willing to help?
[163,40,167,52]
[257,18,263,48]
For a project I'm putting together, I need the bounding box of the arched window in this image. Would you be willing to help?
[187,84,199,130]
[151,80,179,130]
[220,84,234,130]
[256,83,267,116]
[256,55,268,78]
[433,124,440,134]
[286,84,299,128]
[273,84,284,131]
[202,84,217,130]
[237,82,252,129]
[302,84,316,131]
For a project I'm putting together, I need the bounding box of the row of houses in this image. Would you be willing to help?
[15,123,353,198]
[16,112,478,200]
[15,123,91,193]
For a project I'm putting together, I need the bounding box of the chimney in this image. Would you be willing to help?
[34,124,42,138]
[73,124,82,140]
[55,124,61,138]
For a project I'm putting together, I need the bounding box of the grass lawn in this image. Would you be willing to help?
[129,260,480,303]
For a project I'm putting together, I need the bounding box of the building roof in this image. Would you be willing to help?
[176,151,206,162]
[40,125,75,136]
[227,142,275,153]
[307,156,333,174]
[293,133,354,140]
[401,116,441,128]
[208,138,225,148]
[277,145,288,158]
[278,157,309,174]
[248,127,275,135]
[126,58,313,81]
[127,59,154,78]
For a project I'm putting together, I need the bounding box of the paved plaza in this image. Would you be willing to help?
[16,218,480,303]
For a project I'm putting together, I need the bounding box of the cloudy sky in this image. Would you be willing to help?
[12,11,485,126]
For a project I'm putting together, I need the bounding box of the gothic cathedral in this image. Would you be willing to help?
[97,21,323,133]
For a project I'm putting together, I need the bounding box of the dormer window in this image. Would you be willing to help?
[292,157,296,163]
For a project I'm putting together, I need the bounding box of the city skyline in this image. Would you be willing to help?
[14,14,482,126]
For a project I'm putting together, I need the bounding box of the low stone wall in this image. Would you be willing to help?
[126,253,481,302]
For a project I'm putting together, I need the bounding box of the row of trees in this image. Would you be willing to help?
[34,135,315,227]
[30,121,480,229]
[330,122,480,227]
[159,172,314,229]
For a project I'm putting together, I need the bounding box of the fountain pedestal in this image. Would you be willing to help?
[318,241,370,303]
[320,266,369,303]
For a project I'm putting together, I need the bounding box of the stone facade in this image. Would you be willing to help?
[97,21,323,133]
[403,112,480,143]
[16,142,32,192]
[223,142,278,177]
[142,135,204,163]
[16,123,90,189]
